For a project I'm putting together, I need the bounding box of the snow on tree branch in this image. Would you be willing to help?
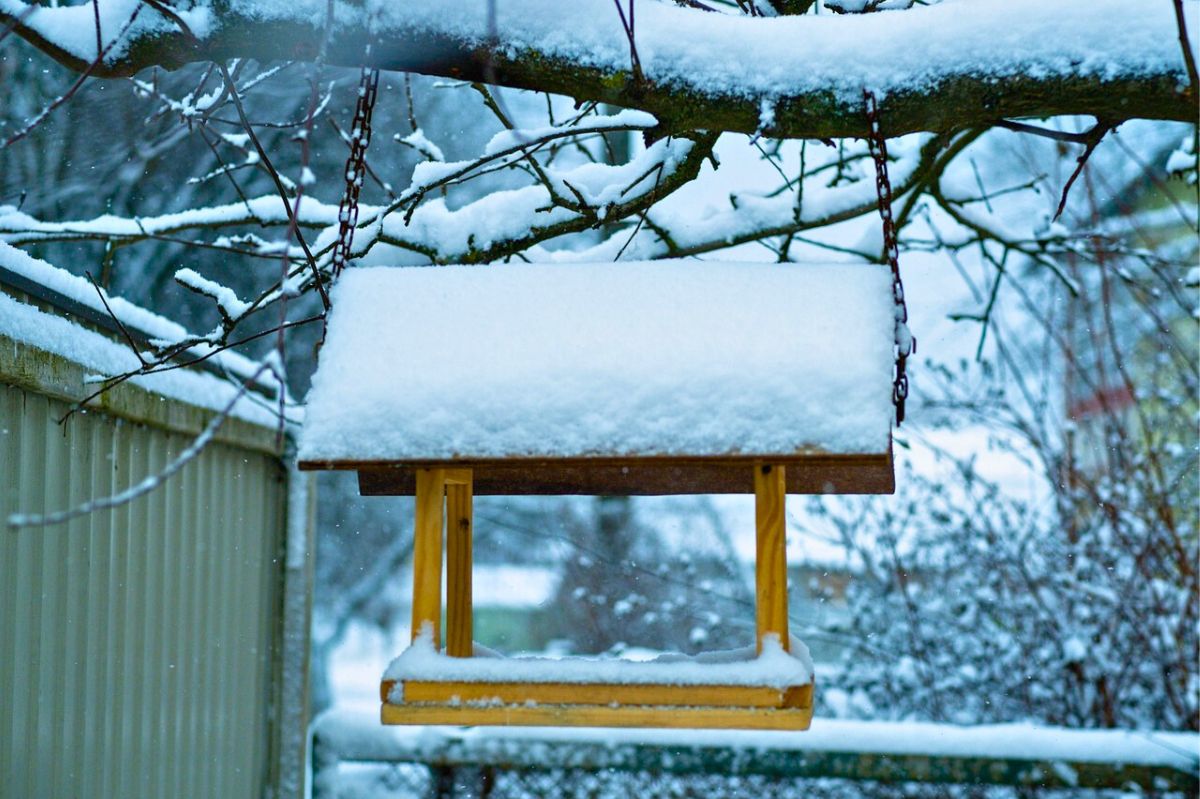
[0,0,1194,139]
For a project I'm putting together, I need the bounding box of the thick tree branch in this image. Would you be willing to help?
[1,0,1193,139]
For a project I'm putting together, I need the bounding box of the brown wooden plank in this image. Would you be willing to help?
[340,453,894,496]
[396,680,811,709]
[411,468,445,647]
[755,463,789,654]
[445,475,473,658]
[381,702,813,730]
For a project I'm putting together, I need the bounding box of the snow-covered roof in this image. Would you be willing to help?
[300,261,894,490]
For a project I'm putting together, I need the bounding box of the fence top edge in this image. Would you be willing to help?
[313,708,1200,772]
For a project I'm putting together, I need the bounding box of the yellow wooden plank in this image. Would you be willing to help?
[396,680,812,709]
[445,474,473,658]
[442,468,473,486]
[411,468,446,646]
[754,463,789,654]
[381,702,813,730]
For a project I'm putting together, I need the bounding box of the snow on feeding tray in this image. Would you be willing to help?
[380,630,816,729]
[298,259,898,729]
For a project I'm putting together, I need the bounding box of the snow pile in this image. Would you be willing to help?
[0,242,281,427]
[0,241,263,378]
[299,261,894,463]
[384,631,813,697]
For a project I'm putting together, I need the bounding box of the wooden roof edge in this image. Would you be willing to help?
[296,451,892,472]
[332,453,894,496]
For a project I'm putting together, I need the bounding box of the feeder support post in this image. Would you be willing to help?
[412,468,447,647]
[444,469,474,658]
[755,463,790,654]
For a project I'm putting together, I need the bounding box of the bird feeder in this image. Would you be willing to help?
[299,260,897,730]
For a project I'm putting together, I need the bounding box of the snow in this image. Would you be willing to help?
[0,242,281,427]
[383,629,813,694]
[315,706,1200,771]
[483,110,657,156]
[1166,134,1197,177]
[2,130,900,268]
[174,267,252,319]
[0,0,213,63]
[396,128,445,162]
[0,194,339,247]
[5,0,1190,111]
[0,241,252,370]
[543,134,930,264]
[299,260,895,463]
[358,135,699,259]
[0,288,281,426]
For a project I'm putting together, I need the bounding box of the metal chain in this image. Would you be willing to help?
[330,62,381,281]
[863,90,915,425]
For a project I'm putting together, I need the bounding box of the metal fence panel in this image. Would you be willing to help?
[0,381,287,798]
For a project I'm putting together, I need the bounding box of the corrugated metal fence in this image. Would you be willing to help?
[0,279,312,798]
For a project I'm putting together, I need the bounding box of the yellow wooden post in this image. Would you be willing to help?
[412,468,446,647]
[444,469,474,658]
[754,463,789,654]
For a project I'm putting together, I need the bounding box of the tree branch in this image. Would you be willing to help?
[1,0,1192,139]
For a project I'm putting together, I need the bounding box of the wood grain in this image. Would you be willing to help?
[411,468,445,647]
[445,475,473,658]
[336,452,895,496]
[755,463,789,655]
[390,679,812,709]
[381,702,813,730]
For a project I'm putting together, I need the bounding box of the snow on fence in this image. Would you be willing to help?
[312,709,1199,798]
[0,245,314,799]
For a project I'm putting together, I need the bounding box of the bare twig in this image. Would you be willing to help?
[10,364,270,529]
[996,119,1104,145]
[85,271,147,366]
[2,6,143,149]
[611,0,645,85]
[215,60,330,310]
[1054,119,1115,221]
[1172,0,1199,98]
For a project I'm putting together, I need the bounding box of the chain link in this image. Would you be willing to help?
[863,90,915,426]
[330,63,381,281]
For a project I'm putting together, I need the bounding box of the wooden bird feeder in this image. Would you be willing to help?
[299,260,898,730]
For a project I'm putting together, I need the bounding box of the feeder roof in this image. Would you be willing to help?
[298,261,895,494]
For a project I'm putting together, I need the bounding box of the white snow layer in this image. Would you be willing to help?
[384,631,813,694]
[315,707,1200,771]
[299,261,895,463]
[0,243,280,427]
[3,0,1192,106]
[0,241,263,380]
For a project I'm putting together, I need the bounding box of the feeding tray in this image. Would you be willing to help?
[298,260,898,729]
[381,626,814,729]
